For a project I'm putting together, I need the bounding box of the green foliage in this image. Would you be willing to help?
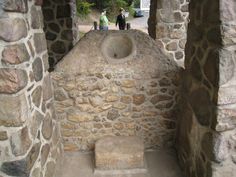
[76,0,94,17]
[133,0,140,8]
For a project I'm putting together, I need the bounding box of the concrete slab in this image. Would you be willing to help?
[95,136,144,170]
[56,149,184,177]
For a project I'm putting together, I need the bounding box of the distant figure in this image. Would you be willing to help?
[116,8,126,30]
[99,11,109,31]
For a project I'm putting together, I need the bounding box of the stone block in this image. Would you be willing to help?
[33,33,47,54]
[10,127,32,156]
[0,143,41,176]
[0,94,29,127]
[95,136,144,170]
[31,6,43,29]
[0,18,27,42]
[2,0,28,13]
[32,58,43,82]
[2,43,30,64]
[42,114,53,140]
[0,68,28,94]
[32,86,42,107]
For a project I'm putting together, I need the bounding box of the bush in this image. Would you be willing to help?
[76,0,94,17]
[133,0,140,8]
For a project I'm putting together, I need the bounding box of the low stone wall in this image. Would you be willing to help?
[42,0,79,70]
[0,1,62,177]
[148,0,189,66]
[52,30,181,151]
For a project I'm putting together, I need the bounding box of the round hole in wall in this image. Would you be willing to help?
[102,34,136,63]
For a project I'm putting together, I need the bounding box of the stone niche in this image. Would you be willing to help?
[52,30,182,152]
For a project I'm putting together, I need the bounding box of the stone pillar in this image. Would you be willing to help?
[42,0,79,71]
[148,0,189,66]
[0,1,62,177]
[176,0,236,177]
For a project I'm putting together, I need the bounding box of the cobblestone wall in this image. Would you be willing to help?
[52,30,182,152]
[42,0,79,71]
[148,0,189,66]
[176,0,236,177]
[0,1,62,177]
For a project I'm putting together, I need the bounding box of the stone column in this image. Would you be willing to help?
[176,0,236,177]
[42,0,79,71]
[0,1,62,177]
[148,0,189,66]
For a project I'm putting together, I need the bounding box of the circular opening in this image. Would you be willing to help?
[102,34,135,61]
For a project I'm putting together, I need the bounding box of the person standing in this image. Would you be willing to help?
[99,10,109,30]
[116,8,126,30]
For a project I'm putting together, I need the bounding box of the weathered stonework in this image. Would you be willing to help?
[42,0,79,70]
[0,1,62,177]
[176,0,236,177]
[52,30,181,151]
[148,0,189,66]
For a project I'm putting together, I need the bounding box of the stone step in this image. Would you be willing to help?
[95,136,145,171]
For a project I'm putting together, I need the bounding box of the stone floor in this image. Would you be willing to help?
[56,149,184,177]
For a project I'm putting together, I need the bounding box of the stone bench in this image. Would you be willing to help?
[95,136,144,170]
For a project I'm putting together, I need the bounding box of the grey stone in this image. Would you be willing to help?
[10,127,32,156]
[42,75,53,101]
[33,33,47,54]
[0,18,27,42]
[32,57,43,82]
[49,23,60,33]
[42,8,54,21]
[0,68,28,94]
[32,86,42,107]
[45,161,56,177]
[0,143,41,176]
[56,4,71,18]
[51,41,66,54]
[0,93,28,127]
[61,30,73,41]
[107,109,120,120]
[30,111,43,139]
[41,144,50,167]
[31,6,43,29]
[2,43,30,64]
[46,31,57,41]
[2,0,28,13]
[42,114,53,140]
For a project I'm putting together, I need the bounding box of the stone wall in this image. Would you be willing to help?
[176,0,236,177]
[148,0,189,66]
[42,0,78,71]
[0,1,62,177]
[52,30,181,152]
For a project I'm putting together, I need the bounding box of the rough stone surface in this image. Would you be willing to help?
[0,143,41,176]
[52,30,180,151]
[2,0,28,12]
[0,68,28,94]
[42,0,78,70]
[0,94,28,127]
[2,43,30,64]
[148,0,189,65]
[32,58,43,82]
[10,127,32,156]
[95,136,144,170]
[0,18,27,42]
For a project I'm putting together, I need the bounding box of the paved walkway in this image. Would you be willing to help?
[56,149,184,177]
[78,11,149,34]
